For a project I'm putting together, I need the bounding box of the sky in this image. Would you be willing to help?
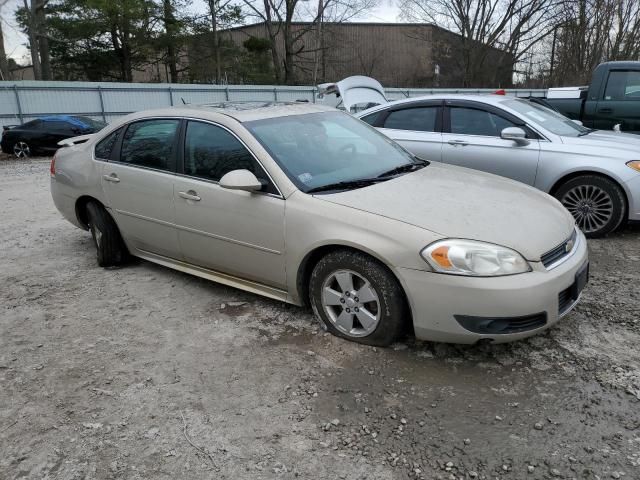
[0,0,402,65]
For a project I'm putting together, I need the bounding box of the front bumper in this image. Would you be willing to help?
[624,173,640,221]
[395,231,589,344]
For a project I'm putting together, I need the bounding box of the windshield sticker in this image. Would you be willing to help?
[298,173,313,183]
[526,111,546,122]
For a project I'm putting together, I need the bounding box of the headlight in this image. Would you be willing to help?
[627,160,640,172]
[421,239,531,276]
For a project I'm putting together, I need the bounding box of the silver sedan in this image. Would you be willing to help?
[51,103,588,346]
[356,94,640,237]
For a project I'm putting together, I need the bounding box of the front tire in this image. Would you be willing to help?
[309,250,408,346]
[555,175,626,238]
[86,202,128,267]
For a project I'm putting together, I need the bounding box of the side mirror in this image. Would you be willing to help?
[501,127,529,146]
[219,169,263,192]
[571,119,583,126]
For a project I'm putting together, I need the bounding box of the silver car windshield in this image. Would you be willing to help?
[504,99,589,137]
[245,112,416,192]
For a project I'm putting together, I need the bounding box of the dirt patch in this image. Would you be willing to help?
[1,159,639,479]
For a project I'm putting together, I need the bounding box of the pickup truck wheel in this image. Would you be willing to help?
[86,202,128,267]
[555,175,626,238]
[309,250,408,347]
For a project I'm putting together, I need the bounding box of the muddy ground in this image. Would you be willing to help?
[0,157,639,480]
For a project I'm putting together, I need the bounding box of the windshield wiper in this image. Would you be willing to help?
[376,158,429,178]
[306,177,386,194]
[577,128,595,136]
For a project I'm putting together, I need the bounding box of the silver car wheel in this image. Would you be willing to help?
[561,185,613,234]
[321,269,380,338]
[13,142,30,158]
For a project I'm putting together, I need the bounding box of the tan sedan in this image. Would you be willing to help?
[50,103,589,346]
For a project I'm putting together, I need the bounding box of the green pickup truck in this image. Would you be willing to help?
[544,61,640,134]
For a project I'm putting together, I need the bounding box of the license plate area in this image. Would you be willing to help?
[571,261,589,300]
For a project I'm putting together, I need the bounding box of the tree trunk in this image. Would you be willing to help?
[283,3,295,85]
[35,0,51,79]
[260,1,282,84]
[26,0,42,80]
[0,20,9,81]
[208,0,221,83]
[164,0,179,83]
[312,0,323,84]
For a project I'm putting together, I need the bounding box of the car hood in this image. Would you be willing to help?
[561,130,640,155]
[316,163,575,261]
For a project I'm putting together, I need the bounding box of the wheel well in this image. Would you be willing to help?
[296,245,410,309]
[75,196,103,230]
[549,171,629,212]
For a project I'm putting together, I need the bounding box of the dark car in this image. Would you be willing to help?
[1,115,107,158]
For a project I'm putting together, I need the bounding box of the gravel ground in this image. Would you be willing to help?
[1,156,639,480]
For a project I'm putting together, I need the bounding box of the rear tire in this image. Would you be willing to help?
[555,175,626,238]
[86,202,128,267]
[309,249,408,346]
[13,141,30,158]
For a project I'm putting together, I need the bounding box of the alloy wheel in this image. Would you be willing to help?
[321,269,380,337]
[561,184,613,234]
[13,142,30,158]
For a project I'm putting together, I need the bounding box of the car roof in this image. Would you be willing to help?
[384,93,516,107]
[38,115,91,128]
[183,102,336,122]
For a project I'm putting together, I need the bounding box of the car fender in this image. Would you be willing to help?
[283,191,440,304]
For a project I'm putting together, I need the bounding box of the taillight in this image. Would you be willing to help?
[50,155,56,177]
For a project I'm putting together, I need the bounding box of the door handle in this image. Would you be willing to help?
[178,190,201,202]
[102,173,120,183]
[598,107,613,113]
[447,139,468,146]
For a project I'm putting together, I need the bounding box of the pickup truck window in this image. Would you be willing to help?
[604,71,640,100]
[503,99,588,137]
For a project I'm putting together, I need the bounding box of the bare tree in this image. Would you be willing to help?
[550,0,640,85]
[242,0,377,84]
[0,0,10,80]
[400,0,559,86]
[19,0,52,80]
[205,0,241,83]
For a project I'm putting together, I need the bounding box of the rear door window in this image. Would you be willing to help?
[120,119,179,171]
[383,107,439,132]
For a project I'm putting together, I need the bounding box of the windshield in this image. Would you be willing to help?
[503,99,590,137]
[245,112,416,192]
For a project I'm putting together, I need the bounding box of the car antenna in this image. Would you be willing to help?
[181,97,188,105]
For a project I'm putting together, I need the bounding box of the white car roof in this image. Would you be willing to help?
[118,102,337,125]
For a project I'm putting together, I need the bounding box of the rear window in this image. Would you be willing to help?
[95,128,121,160]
